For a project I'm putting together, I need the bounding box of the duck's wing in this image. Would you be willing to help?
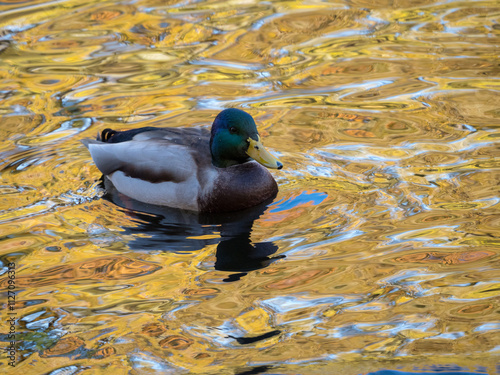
[83,139,191,183]
[82,127,211,184]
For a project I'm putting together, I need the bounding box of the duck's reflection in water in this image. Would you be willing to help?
[102,180,284,280]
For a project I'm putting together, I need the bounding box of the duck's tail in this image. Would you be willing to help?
[97,128,118,142]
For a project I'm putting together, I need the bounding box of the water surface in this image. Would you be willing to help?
[0,0,499,374]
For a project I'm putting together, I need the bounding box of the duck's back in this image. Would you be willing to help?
[100,126,210,151]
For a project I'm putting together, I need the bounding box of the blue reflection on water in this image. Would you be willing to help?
[368,369,487,375]
[270,190,328,213]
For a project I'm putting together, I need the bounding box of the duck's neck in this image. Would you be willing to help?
[212,156,237,168]
[211,151,250,168]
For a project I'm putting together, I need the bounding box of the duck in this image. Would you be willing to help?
[82,108,283,213]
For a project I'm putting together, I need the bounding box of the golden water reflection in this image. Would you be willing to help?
[0,0,499,374]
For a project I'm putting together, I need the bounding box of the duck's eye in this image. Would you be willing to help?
[229,126,237,134]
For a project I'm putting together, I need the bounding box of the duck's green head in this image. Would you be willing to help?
[210,108,283,169]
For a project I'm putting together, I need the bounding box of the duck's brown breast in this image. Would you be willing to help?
[198,162,278,213]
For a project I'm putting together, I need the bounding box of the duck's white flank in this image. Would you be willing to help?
[108,171,201,210]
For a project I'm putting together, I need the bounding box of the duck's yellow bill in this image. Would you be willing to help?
[246,136,283,169]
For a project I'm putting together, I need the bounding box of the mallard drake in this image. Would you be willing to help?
[82,108,283,213]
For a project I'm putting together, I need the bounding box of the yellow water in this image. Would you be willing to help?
[0,0,499,374]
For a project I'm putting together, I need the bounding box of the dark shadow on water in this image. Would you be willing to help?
[101,178,284,277]
[234,365,275,375]
[227,329,281,345]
